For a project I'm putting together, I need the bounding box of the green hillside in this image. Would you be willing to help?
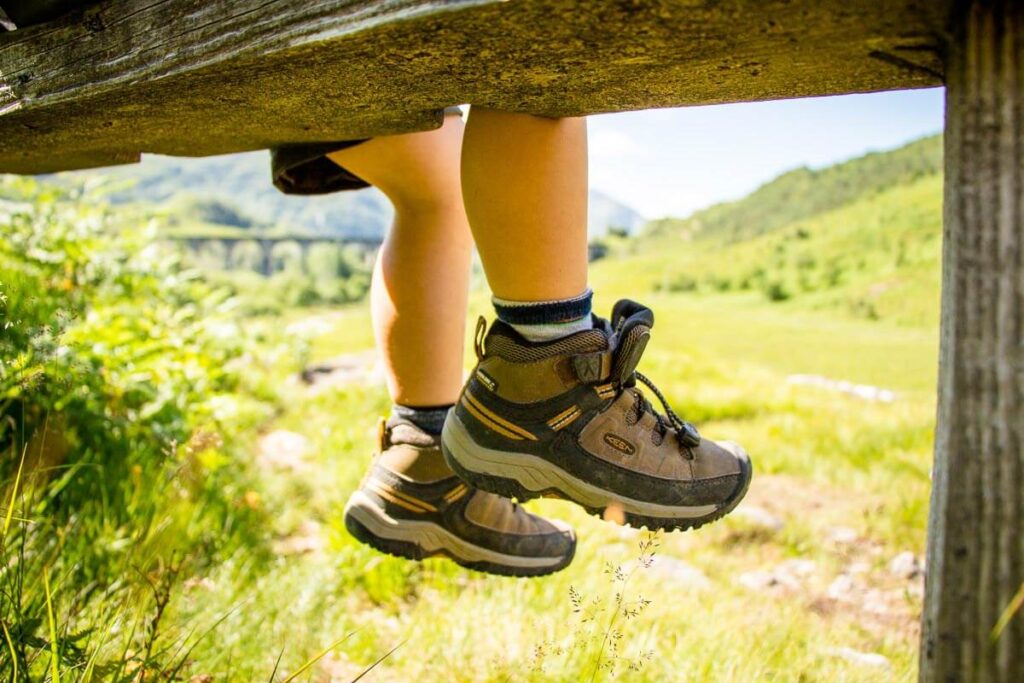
[50,151,393,240]
[645,134,942,244]
[595,134,943,327]
[47,151,645,239]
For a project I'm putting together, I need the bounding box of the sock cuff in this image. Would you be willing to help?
[492,288,593,326]
[390,404,452,435]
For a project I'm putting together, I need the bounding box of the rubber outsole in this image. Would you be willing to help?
[342,502,575,578]
[441,415,753,533]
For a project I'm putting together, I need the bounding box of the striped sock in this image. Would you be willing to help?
[492,289,594,342]
[390,404,452,435]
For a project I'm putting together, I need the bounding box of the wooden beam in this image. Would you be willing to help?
[0,0,949,174]
[921,1,1024,680]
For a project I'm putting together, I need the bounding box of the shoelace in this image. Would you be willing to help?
[629,371,702,453]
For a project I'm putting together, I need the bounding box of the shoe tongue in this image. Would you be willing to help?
[610,300,654,384]
[611,299,654,334]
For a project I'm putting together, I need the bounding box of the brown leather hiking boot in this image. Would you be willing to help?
[441,299,753,531]
[343,416,576,576]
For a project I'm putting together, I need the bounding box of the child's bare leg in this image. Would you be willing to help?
[461,108,588,302]
[445,108,752,533]
[328,113,472,408]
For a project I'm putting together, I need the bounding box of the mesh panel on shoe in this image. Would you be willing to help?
[485,328,608,362]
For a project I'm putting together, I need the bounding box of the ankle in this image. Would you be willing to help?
[492,288,594,342]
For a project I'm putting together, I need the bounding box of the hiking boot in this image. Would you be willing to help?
[441,299,753,531]
[343,416,576,577]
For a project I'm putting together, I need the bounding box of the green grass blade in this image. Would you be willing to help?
[991,581,1024,642]
[2,618,17,682]
[1,443,28,548]
[268,647,285,683]
[44,566,60,683]
[165,601,248,681]
[348,640,405,683]
[81,604,128,683]
[280,629,360,683]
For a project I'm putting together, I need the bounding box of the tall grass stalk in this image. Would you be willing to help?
[44,566,60,683]
[281,629,360,683]
[1,619,17,681]
[1,442,27,549]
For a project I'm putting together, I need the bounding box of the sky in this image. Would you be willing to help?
[588,87,945,219]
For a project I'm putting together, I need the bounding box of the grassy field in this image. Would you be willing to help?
[155,278,936,681]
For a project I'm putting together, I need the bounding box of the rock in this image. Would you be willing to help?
[646,556,712,590]
[257,429,311,472]
[861,589,893,616]
[827,574,857,600]
[733,504,784,532]
[739,570,793,592]
[298,351,385,395]
[739,560,815,594]
[826,647,891,669]
[847,561,872,576]
[888,551,924,579]
[272,519,325,556]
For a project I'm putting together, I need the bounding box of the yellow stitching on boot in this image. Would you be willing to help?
[443,483,469,502]
[383,485,438,512]
[548,405,581,428]
[368,480,437,512]
[460,396,524,441]
[367,483,431,513]
[464,391,537,441]
[550,407,582,430]
[443,483,466,500]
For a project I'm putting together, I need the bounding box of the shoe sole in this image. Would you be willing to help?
[342,491,574,577]
[441,413,752,532]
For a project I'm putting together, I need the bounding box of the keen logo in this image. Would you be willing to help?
[603,433,636,455]
[475,368,498,392]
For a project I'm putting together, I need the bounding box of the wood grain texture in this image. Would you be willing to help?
[0,0,949,173]
[921,1,1024,680]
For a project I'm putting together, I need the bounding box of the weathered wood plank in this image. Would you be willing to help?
[0,0,948,174]
[920,1,1024,680]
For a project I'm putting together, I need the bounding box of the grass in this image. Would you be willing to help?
[1,282,936,681]
[131,275,933,681]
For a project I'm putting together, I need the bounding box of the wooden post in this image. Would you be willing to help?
[921,1,1024,680]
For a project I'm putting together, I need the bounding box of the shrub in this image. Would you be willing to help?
[667,274,698,293]
[0,179,272,679]
[763,280,793,302]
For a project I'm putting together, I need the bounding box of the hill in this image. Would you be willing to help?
[644,134,942,244]
[594,134,943,327]
[53,151,645,240]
